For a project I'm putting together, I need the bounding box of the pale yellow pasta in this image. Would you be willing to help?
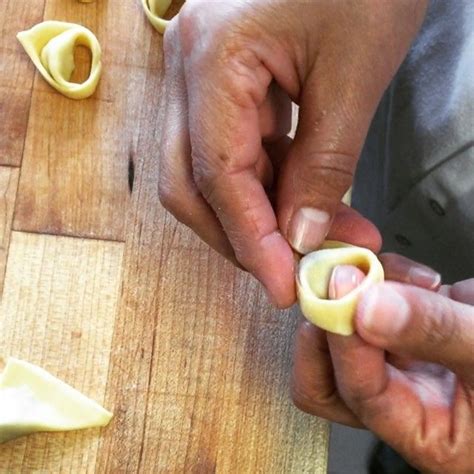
[0,358,112,444]
[297,241,384,336]
[141,0,174,34]
[17,21,102,100]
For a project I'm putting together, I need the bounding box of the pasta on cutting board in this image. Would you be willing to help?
[17,21,102,100]
[0,358,112,444]
[141,0,175,33]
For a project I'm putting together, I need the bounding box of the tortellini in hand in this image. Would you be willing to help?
[17,21,102,100]
[297,241,384,336]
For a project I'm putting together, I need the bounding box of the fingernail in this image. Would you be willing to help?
[328,265,363,299]
[358,286,410,337]
[408,266,441,290]
[290,208,330,254]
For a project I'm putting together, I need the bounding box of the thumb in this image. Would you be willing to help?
[278,73,384,255]
[356,282,474,385]
[328,265,366,300]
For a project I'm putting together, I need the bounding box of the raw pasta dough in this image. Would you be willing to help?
[141,0,174,33]
[297,241,384,336]
[0,358,112,444]
[17,21,102,100]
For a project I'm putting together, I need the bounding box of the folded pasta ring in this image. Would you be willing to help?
[141,0,174,34]
[297,241,384,336]
[17,21,102,100]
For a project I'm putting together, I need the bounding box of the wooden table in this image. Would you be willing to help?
[0,1,328,471]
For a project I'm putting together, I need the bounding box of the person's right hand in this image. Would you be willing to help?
[159,0,428,307]
[292,255,474,473]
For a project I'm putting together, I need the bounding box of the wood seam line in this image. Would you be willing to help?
[7,0,46,250]
[0,168,21,300]
[9,228,126,244]
[14,0,48,172]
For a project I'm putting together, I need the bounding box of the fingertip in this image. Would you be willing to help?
[253,232,296,309]
[450,278,474,305]
[356,283,410,343]
[409,266,441,291]
[328,265,365,300]
[265,286,295,309]
[379,253,441,290]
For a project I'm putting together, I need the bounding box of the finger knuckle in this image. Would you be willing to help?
[290,383,325,417]
[338,373,392,423]
[179,5,267,107]
[159,179,199,226]
[225,233,259,273]
[341,382,381,410]
[179,2,242,58]
[290,384,314,414]
[421,298,457,348]
[220,47,270,107]
[410,443,465,473]
[157,183,174,213]
[192,161,217,203]
[290,370,339,418]
[295,152,356,199]
[158,177,180,215]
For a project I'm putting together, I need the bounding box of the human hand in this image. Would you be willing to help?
[292,254,474,473]
[158,0,428,307]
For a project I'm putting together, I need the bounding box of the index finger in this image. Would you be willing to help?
[292,320,363,427]
[180,17,296,307]
[326,332,431,469]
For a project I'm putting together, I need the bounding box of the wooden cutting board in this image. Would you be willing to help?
[0,1,328,472]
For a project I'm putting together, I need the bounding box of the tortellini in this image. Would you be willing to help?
[17,21,102,100]
[297,241,384,336]
[141,0,174,34]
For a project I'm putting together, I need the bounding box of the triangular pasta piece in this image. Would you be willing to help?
[0,358,112,444]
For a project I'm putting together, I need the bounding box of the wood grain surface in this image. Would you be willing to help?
[94,87,329,469]
[0,0,45,166]
[0,1,329,472]
[12,0,160,241]
[0,167,18,295]
[0,232,123,472]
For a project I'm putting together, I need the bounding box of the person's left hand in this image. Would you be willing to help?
[292,254,474,473]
